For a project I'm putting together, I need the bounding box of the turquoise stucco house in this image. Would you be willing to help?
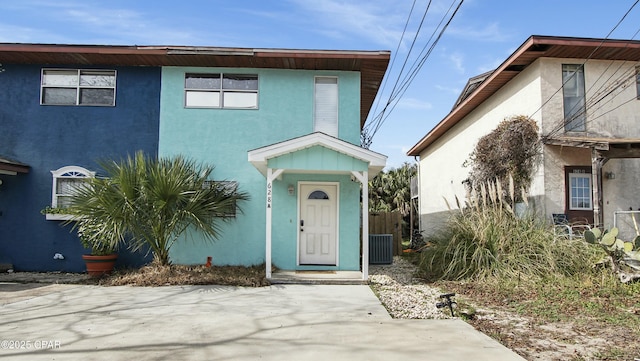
[0,44,389,279]
[159,48,390,280]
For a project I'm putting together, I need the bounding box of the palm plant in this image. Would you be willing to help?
[68,151,249,266]
[368,162,416,215]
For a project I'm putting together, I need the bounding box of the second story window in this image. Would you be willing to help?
[636,66,640,99]
[185,73,258,109]
[562,64,586,132]
[314,76,338,137]
[41,69,116,106]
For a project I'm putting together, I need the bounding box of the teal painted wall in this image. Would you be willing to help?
[159,66,363,268]
[269,146,368,172]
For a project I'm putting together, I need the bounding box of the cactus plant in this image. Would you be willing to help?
[584,227,640,283]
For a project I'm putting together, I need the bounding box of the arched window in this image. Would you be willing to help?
[50,166,95,209]
[308,190,329,200]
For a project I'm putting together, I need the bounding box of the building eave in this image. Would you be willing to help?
[407,35,640,156]
[0,43,390,128]
[248,132,387,179]
[0,157,30,175]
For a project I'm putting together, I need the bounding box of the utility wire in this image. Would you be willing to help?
[539,0,640,139]
[363,0,464,147]
[367,0,461,137]
[363,0,434,147]
[369,0,418,124]
[370,0,463,140]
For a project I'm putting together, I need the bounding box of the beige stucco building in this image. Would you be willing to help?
[408,36,640,240]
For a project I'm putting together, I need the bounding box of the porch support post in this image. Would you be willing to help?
[591,149,608,228]
[265,168,284,279]
[351,170,369,280]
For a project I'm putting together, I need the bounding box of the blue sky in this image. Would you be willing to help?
[1,0,639,168]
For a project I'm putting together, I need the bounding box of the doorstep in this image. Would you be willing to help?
[270,270,367,285]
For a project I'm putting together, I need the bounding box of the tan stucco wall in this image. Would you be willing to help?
[418,57,640,239]
[539,58,640,137]
[540,58,640,238]
[418,61,545,236]
[542,145,591,215]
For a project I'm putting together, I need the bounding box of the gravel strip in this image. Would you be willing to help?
[369,256,450,319]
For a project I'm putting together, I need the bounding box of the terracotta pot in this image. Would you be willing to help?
[82,254,118,277]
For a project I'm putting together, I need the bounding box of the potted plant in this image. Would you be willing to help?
[40,206,75,221]
[76,219,119,277]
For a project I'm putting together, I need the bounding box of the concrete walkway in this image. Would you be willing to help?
[0,283,526,361]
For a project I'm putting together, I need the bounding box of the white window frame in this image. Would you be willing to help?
[313,76,339,137]
[568,173,592,211]
[47,166,95,220]
[562,64,586,132]
[40,69,117,106]
[184,73,258,109]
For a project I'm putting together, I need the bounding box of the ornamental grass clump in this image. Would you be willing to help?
[419,178,599,281]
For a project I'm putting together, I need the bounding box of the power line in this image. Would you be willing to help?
[363,0,435,148]
[369,0,419,123]
[375,0,464,134]
[538,0,640,139]
[363,0,464,148]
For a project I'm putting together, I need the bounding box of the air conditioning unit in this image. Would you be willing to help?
[369,234,393,264]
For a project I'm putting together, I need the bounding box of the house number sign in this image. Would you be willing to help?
[267,181,272,208]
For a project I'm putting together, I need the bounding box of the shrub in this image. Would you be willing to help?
[419,180,600,281]
[68,151,249,265]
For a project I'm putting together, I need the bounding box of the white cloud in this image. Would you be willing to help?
[435,84,461,95]
[447,22,510,42]
[286,0,409,48]
[0,24,58,43]
[449,52,465,73]
[397,97,433,110]
[1,0,210,45]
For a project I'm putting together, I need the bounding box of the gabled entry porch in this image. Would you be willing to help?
[248,132,387,281]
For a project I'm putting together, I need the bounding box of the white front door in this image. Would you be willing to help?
[299,183,338,265]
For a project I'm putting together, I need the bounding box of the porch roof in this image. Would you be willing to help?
[248,132,387,179]
[0,157,30,175]
[543,136,640,158]
[407,35,640,156]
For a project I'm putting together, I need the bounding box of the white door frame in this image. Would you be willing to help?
[297,181,340,266]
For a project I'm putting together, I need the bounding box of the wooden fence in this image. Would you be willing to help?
[368,211,403,256]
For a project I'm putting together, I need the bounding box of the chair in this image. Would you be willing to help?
[553,214,573,239]
[552,213,591,240]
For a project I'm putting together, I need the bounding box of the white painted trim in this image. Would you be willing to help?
[49,165,95,211]
[297,181,340,267]
[45,213,75,221]
[265,168,283,279]
[248,132,386,179]
[313,76,339,137]
[351,170,369,280]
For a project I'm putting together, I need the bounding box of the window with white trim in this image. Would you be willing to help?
[202,180,239,216]
[41,69,116,106]
[314,76,338,137]
[50,166,95,209]
[185,73,258,109]
[562,64,586,132]
[568,173,592,210]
